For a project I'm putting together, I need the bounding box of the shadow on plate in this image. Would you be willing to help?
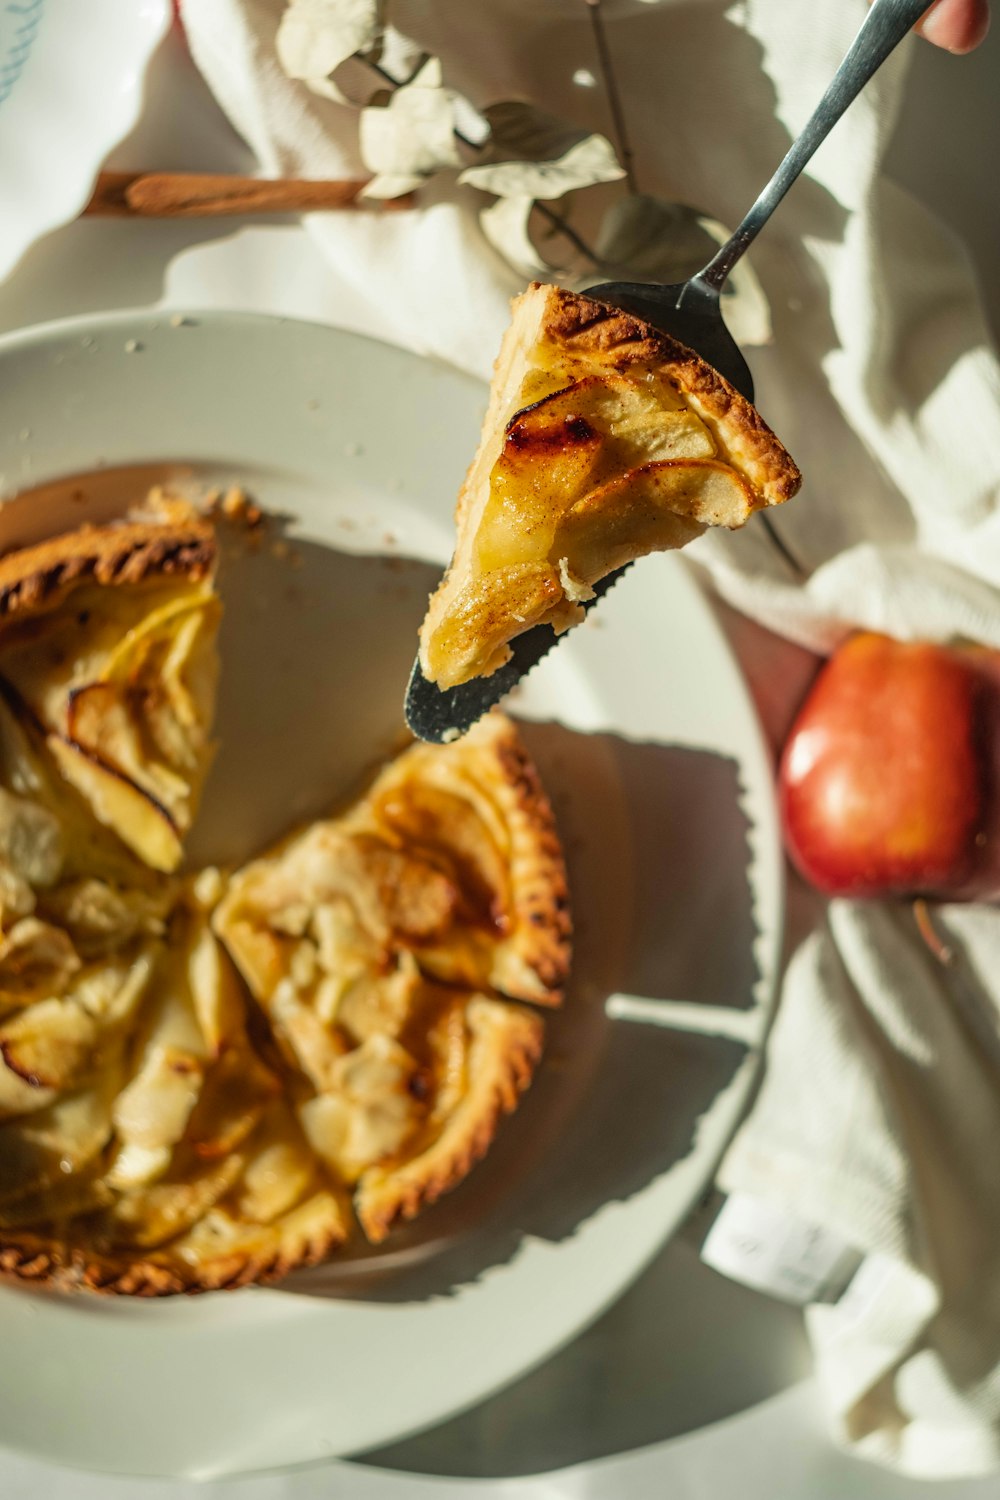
[281,721,759,1303]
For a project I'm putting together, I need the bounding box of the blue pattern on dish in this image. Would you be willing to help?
[0,0,45,110]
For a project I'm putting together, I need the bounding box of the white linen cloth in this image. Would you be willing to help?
[182,0,1000,1477]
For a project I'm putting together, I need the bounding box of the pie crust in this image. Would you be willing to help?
[419,282,802,688]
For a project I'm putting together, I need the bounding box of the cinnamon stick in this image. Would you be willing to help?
[84,171,414,218]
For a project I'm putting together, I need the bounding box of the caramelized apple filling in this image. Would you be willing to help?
[475,372,715,573]
[0,582,220,871]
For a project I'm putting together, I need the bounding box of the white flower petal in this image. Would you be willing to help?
[478,197,551,281]
[359,56,462,179]
[377,24,427,85]
[360,172,424,200]
[276,0,379,82]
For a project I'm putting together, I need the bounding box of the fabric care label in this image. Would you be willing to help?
[701,1193,863,1305]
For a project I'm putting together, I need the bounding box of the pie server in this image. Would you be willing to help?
[405,0,930,743]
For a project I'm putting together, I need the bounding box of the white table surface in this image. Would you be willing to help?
[1,19,998,1496]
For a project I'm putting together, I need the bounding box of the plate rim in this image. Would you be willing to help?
[0,306,786,1477]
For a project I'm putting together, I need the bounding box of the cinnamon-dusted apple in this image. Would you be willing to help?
[419,283,801,689]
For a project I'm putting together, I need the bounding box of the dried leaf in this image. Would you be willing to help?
[303,73,356,106]
[595,194,714,280]
[304,25,428,108]
[482,102,589,164]
[592,194,772,347]
[276,0,379,83]
[359,56,461,197]
[461,134,623,202]
[478,199,559,283]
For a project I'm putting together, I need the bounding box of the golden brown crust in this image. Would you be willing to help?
[463,713,571,1006]
[538,286,801,504]
[355,997,543,1242]
[215,713,571,1012]
[355,713,572,1006]
[0,1191,348,1297]
[0,520,216,624]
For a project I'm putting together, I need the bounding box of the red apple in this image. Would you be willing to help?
[779,631,1000,900]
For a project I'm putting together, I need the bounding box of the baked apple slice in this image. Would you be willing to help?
[0,891,348,1294]
[419,282,801,689]
[0,520,220,871]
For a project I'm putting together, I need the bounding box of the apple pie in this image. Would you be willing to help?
[419,282,802,689]
[0,514,570,1294]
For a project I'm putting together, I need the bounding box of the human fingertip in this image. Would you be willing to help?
[919,0,991,53]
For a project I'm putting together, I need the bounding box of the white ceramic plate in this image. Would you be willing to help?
[0,0,169,284]
[0,310,783,1479]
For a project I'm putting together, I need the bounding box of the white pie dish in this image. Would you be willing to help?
[0,307,783,1477]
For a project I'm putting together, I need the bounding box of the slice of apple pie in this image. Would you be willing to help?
[419,282,802,689]
[214,713,569,1244]
[0,520,221,872]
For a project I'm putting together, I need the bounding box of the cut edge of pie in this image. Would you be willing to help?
[0,518,219,873]
[419,282,802,689]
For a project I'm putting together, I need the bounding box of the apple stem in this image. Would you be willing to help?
[912,898,953,965]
